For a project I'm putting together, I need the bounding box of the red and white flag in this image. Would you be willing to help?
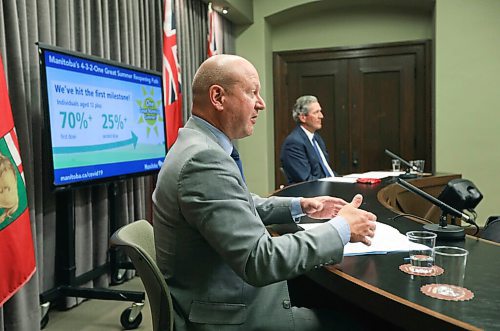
[163,0,183,148]
[0,55,36,307]
[207,3,219,57]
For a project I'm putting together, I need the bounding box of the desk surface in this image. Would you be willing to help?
[273,176,500,331]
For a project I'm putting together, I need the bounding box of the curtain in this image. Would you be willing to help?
[0,0,161,330]
[0,0,233,330]
[175,0,234,123]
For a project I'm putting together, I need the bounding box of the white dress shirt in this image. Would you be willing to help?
[300,126,335,177]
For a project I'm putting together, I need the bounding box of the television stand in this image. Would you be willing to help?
[39,183,145,329]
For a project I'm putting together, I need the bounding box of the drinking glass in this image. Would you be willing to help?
[433,246,469,297]
[392,159,401,172]
[406,231,437,274]
[410,160,425,175]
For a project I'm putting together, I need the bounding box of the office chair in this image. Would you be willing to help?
[481,216,500,243]
[279,166,289,188]
[110,220,174,331]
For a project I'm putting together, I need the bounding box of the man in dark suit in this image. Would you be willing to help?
[153,54,376,330]
[280,95,336,184]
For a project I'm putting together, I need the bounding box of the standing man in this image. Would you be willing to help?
[280,95,336,184]
[153,54,376,331]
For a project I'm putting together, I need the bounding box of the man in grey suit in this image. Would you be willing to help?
[153,54,377,330]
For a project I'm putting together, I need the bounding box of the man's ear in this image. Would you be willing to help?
[298,113,307,124]
[209,85,225,111]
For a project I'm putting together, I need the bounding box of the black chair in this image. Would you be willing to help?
[110,220,174,331]
[279,166,289,188]
[481,216,500,243]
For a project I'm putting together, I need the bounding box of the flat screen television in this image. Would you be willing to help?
[38,43,167,190]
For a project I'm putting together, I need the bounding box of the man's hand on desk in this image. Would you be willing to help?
[300,194,377,245]
[300,196,348,219]
[337,194,377,246]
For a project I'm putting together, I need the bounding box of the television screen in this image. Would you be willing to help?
[38,44,167,190]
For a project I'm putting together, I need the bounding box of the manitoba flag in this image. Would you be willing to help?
[163,0,183,148]
[0,55,36,307]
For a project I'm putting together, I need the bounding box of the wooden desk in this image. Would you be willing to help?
[272,175,500,331]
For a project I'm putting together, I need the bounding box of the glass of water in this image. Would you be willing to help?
[406,231,437,274]
[434,246,469,297]
[410,160,425,175]
[392,159,401,172]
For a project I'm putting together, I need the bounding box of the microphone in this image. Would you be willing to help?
[384,149,418,179]
[396,178,469,240]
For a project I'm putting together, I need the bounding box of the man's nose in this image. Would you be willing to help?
[256,95,266,110]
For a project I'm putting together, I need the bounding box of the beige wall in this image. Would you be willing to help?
[434,0,500,225]
[233,0,500,225]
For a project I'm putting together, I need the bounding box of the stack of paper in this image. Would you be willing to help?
[318,177,358,183]
[299,221,414,256]
[318,171,404,183]
[344,171,404,179]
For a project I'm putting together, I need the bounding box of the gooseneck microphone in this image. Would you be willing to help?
[396,178,470,240]
[384,149,418,179]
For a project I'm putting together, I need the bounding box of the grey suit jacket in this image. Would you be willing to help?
[153,118,344,331]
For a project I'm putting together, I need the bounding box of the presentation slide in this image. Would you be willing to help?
[42,49,166,186]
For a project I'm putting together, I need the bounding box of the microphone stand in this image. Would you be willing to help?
[422,211,465,240]
[384,149,417,179]
[397,178,466,240]
[399,168,417,179]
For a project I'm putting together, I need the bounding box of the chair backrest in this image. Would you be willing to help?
[110,220,174,331]
[481,216,500,243]
[279,167,289,187]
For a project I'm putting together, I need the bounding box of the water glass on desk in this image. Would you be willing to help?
[433,246,468,296]
[406,231,437,274]
[391,159,401,172]
[410,160,425,175]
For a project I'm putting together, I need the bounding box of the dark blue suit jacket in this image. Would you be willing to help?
[280,126,335,184]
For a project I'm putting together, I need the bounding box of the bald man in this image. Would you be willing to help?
[153,54,376,331]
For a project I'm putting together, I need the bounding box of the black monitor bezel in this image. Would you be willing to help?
[38,43,167,191]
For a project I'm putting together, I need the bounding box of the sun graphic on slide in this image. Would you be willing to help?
[136,87,163,137]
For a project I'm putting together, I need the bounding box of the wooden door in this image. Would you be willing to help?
[273,41,431,188]
[285,59,349,172]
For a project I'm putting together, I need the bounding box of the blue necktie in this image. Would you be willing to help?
[231,147,246,182]
[312,137,331,177]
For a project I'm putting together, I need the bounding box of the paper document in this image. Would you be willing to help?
[319,177,357,183]
[299,221,419,256]
[344,171,404,179]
